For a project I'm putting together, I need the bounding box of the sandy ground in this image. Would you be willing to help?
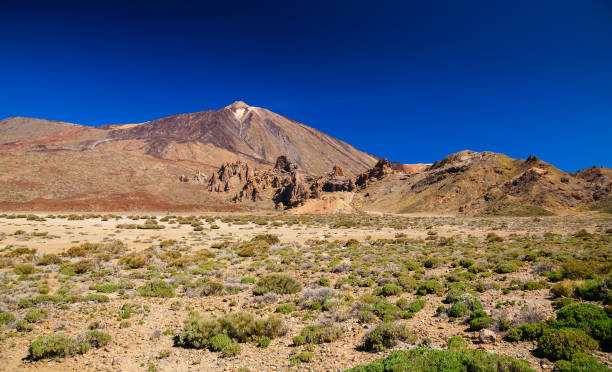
[0,212,610,372]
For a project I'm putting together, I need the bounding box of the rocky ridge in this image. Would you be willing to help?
[207,156,395,209]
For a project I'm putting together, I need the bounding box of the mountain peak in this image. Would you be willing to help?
[225,101,250,110]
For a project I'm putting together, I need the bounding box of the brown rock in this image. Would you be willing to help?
[479,329,497,344]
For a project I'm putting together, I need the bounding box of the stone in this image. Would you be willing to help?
[479,329,497,344]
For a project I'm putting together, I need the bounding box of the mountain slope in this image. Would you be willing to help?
[0,102,377,211]
[356,150,612,215]
[108,101,377,175]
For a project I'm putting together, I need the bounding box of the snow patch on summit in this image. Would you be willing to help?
[233,108,246,122]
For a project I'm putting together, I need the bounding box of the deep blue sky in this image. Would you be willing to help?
[1,0,611,171]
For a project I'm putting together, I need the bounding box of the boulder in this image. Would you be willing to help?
[479,329,497,344]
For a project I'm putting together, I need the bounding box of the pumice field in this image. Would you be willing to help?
[0,213,610,371]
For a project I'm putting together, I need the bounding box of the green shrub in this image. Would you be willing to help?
[237,240,269,257]
[408,299,426,313]
[292,335,306,346]
[221,342,241,357]
[417,280,443,295]
[449,302,469,318]
[397,275,418,291]
[346,348,534,372]
[209,334,231,351]
[377,283,402,297]
[469,317,493,331]
[174,312,222,349]
[95,284,119,293]
[459,258,475,268]
[28,333,85,360]
[504,328,523,342]
[446,336,467,350]
[574,278,609,302]
[373,299,401,321]
[552,298,576,310]
[138,280,175,298]
[293,351,314,363]
[275,303,295,314]
[551,281,573,298]
[175,311,285,349]
[423,258,439,268]
[84,294,110,302]
[253,274,302,295]
[364,322,416,352]
[258,336,271,348]
[25,309,48,323]
[0,312,16,325]
[251,234,280,245]
[80,330,111,348]
[299,325,343,344]
[561,259,593,280]
[494,262,518,274]
[217,312,285,342]
[506,322,551,342]
[538,328,598,361]
[14,264,36,275]
[37,254,62,266]
[555,354,611,372]
[555,303,611,348]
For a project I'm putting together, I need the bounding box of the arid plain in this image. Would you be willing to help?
[0,212,610,371]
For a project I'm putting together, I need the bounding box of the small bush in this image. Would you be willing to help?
[538,328,598,361]
[555,354,611,372]
[118,253,147,268]
[299,325,343,344]
[84,294,110,303]
[80,330,111,348]
[138,280,175,298]
[174,313,222,349]
[292,335,306,346]
[0,312,16,325]
[221,342,241,357]
[209,334,231,351]
[293,351,314,363]
[377,283,403,297]
[25,309,48,323]
[253,274,302,295]
[494,262,518,274]
[446,336,467,350]
[449,302,469,318]
[258,336,271,348]
[469,316,493,331]
[551,281,573,298]
[417,280,443,295]
[174,311,286,349]
[364,322,416,352]
[28,333,85,360]
[275,303,295,314]
[14,264,36,275]
[506,322,551,342]
[346,348,533,372]
[408,299,426,313]
[555,303,611,348]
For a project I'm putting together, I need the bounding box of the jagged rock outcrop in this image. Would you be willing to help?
[273,171,311,208]
[355,158,393,188]
[275,155,298,173]
[193,170,206,183]
[330,165,344,177]
[208,161,253,192]
[208,156,375,209]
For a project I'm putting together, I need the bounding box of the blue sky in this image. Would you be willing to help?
[1,0,611,171]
